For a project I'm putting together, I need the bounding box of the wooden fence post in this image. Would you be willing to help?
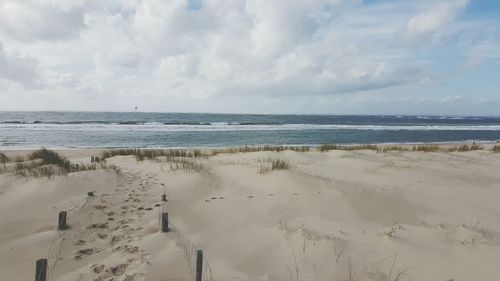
[91,156,95,163]
[35,258,47,281]
[196,249,203,281]
[161,212,169,232]
[58,211,67,230]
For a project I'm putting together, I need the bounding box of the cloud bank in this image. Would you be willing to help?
[0,0,498,114]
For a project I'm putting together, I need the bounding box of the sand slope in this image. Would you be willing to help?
[1,150,500,281]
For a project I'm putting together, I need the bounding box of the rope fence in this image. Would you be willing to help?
[37,194,94,281]
[158,190,213,281]
[36,180,213,281]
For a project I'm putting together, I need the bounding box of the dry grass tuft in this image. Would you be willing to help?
[165,157,205,172]
[259,158,291,174]
[492,145,500,153]
[0,152,9,164]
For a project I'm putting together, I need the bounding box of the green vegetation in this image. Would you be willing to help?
[211,145,309,156]
[259,158,291,174]
[319,144,378,152]
[411,144,482,152]
[0,152,9,164]
[319,143,484,153]
[0,148,119,178]
[29,148,71,169]
[271,159,290,170]
[167,157,205,172]
[101,148,204,161]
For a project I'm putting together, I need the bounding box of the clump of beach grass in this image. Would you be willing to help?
[346,255,409,281]
[0,152,9,164]
[493,145,500,152]
[168,158,205,172]
[29,148,71,170]
[258,158,291,174]
[0,152,9,172]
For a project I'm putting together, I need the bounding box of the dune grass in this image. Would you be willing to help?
[1,148,119,178]
[167,157,205,172]
[259,158,291,174]
[0,152,9,164]
[493,145,500,153]
[99,142,490,164]
[29,148,71,169]
[101,148,204,161]
[319,143,484,153]
[411,144,483,152]
[210,145,309,156]
[319,144,379,152]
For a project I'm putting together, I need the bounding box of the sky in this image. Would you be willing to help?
[0,0,499,115]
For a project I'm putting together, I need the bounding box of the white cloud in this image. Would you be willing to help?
[0,1,86,41]
[401,0,469,44]
[0,42,41,87]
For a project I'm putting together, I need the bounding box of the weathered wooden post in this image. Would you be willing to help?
[161,194,167,201]
[91,156,95,163]
[58,211,67,230]
[161,212,169,232]
[35,258,47,281]
[196,249,203,281]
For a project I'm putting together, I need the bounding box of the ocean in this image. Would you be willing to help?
[1,111,500,149]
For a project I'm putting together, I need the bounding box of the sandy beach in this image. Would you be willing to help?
[1,146,500,281]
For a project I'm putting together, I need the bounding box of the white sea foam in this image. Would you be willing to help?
[2,123,500,132]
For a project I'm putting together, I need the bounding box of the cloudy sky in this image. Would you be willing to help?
[0,0,499,115]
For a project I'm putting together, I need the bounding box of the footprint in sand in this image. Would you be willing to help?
[115,245,140,254]
[92,264,105,274]
[74,239,86,246]
[247,195,255,199]
[74,248,101,260]
[268,193,274,196]
[87,222,109,229]
[111,264,128,276]
[111,235,124,244]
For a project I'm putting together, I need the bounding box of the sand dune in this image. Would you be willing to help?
[1,148,500,281]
